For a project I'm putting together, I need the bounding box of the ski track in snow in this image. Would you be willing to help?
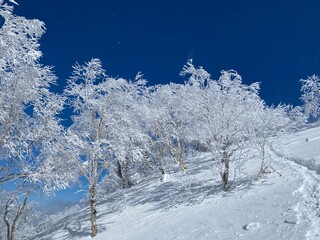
[279,156,320,240]
[30,127,320,240]
[272,127,320,240]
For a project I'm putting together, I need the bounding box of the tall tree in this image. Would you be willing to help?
[65,59,149,237]
[181,60,263,190]
[0,1,73,192]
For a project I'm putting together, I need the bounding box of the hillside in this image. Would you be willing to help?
[30,126,320,240]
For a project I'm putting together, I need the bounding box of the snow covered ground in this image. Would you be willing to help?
[30,126,320,240]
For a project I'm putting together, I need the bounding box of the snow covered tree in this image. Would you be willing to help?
[179,60,212,150]
[146,83,192,180]
[286,105,307,130]
[64,58,149,237]
[300,75,320,118]
[0,0,75,192]
[247,104,291,179]
[181,60,263,190]
[0,183,37,240]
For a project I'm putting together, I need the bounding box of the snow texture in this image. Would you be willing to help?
[29,125,320,240]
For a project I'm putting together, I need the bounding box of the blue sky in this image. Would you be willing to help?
[15,0,320,107]
[9,0,320,207]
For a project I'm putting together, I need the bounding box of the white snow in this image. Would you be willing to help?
[30,125,320,240]
[242,222,260,230]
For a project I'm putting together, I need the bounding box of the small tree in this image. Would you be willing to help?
[0,183,35,240]
[247,104,291,179]
[300,75,320,118]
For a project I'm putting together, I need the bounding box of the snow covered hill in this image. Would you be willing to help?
[30,125,320,240]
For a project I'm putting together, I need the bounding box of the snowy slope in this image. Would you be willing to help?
[30,126,320,240]
[277,125,320,173]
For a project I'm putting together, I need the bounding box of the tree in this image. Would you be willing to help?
[146,83,191,180]
[0,0,69,188]
[0,1,48,172]
[64,58,149,237]
[247,104,291,179]
[0,182,36,240]
[181,60,263,190]
[0,0,74,192]
[300,75,320,118]
[0,6,76,240]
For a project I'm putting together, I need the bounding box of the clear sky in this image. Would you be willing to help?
[14,0,320,107]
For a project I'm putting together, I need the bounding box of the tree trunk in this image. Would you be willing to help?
[4,218,11,240]
[6,229,13,240]
[124,156,133,187]
[221,150,230,190]
[4,199,13,240]
[157,145,166,181]
[176,139,186,171]
[117,160,124,180]
[9,227,14,240]
[116,159,133,188]
[159,164,166,181]
[256,146,265,180]
[89,185,98,237]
